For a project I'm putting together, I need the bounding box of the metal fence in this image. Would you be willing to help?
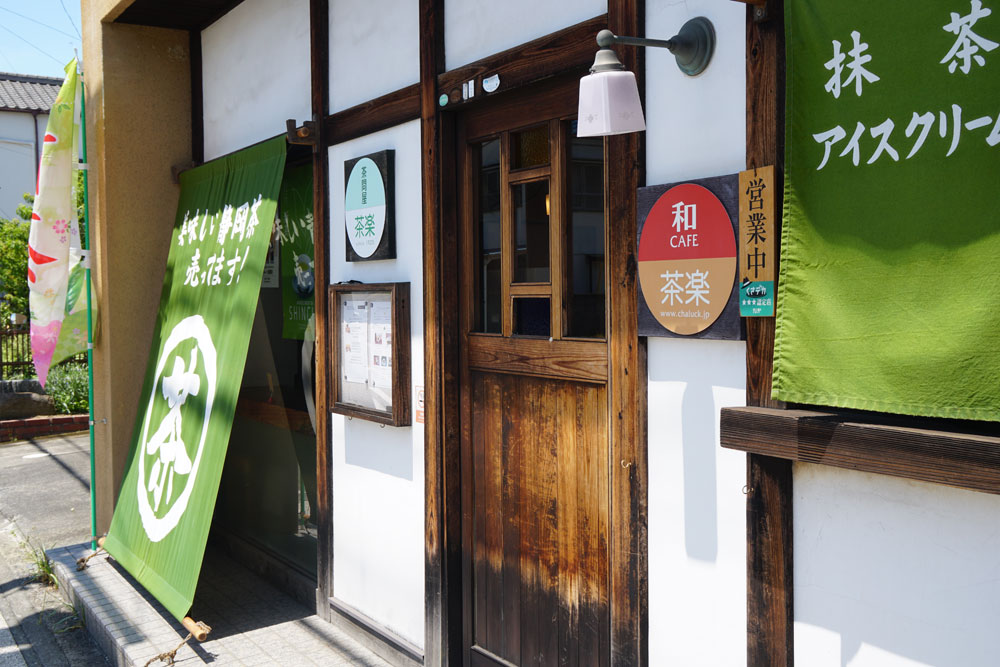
[0,328,87,380]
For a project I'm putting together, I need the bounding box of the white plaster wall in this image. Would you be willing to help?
[328,120,424,648]
[647,339,746,666]
[645,1,747,185]
[329,0,419,113]
[445,0,606,70]
[794,464,1000,667]
[644,2,748,665]
[201,0,310,161]
[0,111,39,221]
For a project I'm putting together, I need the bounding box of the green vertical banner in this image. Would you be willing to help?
[104,137,287,620]
[774,0,1000,420]
[278,164,315,339]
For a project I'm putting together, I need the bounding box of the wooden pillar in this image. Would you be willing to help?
[310,0,333,616]
[421,0,462,664]
[607,0,648,664]
[744,0,793,664]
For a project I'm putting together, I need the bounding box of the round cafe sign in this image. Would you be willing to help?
[638,183,736,335]
[345,157,387,259]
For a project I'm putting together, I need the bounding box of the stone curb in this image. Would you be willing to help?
[50,544,190,667]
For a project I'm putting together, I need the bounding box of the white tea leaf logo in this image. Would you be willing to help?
[137,316,217,542]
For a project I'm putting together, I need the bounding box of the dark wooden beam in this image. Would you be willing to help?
[744,1,792,665]
[436,14,607,112]
[114,0,246,31]
[189,30,204,165]
[422,0,462,664]
[325,83,421,146]
[607,0,646,664]
[745,1,784,411]
[746,451,792,667]
[724,407,1000,495]
[309,0,332,617]
[324,14,607,147]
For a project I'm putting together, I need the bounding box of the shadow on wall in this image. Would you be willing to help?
[793,464,1000,667]
[344,418,413,481]
[647,338,747,565]
[681,377,718,561]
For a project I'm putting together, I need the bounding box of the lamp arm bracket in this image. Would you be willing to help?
[597,30,676,52]
[595,17,715,77]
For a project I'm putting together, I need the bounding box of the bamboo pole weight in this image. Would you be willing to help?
[182,617,211,642]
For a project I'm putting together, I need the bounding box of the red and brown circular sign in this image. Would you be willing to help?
[638,183,736,335]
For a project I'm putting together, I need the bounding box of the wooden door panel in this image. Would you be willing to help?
[470,371,609,667]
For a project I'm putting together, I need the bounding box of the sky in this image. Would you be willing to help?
[0,0,83,79]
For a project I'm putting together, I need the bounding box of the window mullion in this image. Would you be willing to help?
[500,131,513,338]
[549,118,565,340]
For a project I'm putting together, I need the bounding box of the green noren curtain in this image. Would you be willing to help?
[774,0,1000,420]
[104,137,287,620]
[279,163,315,340]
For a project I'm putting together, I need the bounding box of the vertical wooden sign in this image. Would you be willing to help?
[738,165,775,317]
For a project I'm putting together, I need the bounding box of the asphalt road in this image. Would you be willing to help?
[0,432,108,666]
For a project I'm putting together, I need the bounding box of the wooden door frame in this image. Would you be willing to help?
[422,0,647,663]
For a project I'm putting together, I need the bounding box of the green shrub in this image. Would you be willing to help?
[45,364,89,414]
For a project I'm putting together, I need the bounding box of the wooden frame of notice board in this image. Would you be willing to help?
[328,282,411,426]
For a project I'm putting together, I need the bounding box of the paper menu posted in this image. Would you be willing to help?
[341,296,369,383]
[368,299,393,391]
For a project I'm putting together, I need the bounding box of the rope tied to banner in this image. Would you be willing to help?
[142,622,211,667]
[76,545,105,571]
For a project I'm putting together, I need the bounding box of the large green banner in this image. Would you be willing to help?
[774,0,1000,420]
[278,163,315,340]
[104,137,287,620]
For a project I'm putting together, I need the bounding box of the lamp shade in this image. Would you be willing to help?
[577,69,646,137]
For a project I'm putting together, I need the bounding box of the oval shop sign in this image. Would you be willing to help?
[345,157,387,259]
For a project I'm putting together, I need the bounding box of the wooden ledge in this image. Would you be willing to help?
[721,406,1000,495]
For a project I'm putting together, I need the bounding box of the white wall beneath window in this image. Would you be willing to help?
[327,120,424,649]
[444,0,606,70]
[0,111,40,223]
[795,464,1000,667]
[201,0,310,161]
[644,1,747,665]
[329,0,419,113]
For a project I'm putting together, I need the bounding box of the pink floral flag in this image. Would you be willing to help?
[28,60,84,386]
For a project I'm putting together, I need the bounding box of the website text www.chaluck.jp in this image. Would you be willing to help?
[659,309,712,320]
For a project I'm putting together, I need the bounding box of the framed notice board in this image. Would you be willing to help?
[328,282,411,426]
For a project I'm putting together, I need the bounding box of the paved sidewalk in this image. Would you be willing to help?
[0,434,109,665]
[52,542,390,667]
[0,616,26,667]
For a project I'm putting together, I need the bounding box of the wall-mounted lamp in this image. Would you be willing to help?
[577,17,716,137]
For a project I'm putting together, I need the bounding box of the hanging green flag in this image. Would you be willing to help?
[278,164,315,340]
[774,0,1000,420]
[104,137,287,621]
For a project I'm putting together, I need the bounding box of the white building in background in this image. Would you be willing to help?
[0,73,59,221]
